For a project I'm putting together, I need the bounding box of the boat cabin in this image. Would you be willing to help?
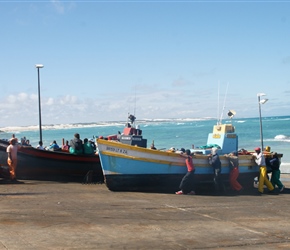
[119,117,147,148]
[192,123,238,155]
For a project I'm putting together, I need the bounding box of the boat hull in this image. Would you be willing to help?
[0,140,103,182]
[97,139,260,192]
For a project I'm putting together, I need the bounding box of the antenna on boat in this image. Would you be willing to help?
[218,82,229,125]
[126,86,137,128]
[134,86,137,118]
[217,81,220,125]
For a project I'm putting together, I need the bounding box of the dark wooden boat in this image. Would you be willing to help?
[0,139,103,182]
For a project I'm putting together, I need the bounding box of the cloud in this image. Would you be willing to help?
[7,95,17,104]
[50,0,76,14]
[172,77,187,87]
[7,93,36,104]
[18,93,29,101]
[46,98,54,105]
[59,95,78,105]
[30,94,38,101]
[1,86,290,128]
[51,0,65,14]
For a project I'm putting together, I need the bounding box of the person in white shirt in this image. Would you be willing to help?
[36,141,44,150]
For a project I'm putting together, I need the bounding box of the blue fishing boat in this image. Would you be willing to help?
[97,114,282,192]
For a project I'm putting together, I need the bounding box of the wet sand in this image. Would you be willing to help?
[1,175,290,249]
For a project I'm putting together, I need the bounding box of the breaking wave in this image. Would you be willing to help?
[275,134,290,141]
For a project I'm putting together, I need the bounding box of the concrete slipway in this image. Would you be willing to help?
[1,175,290,250]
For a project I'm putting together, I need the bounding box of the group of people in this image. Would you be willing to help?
[4,133,97,182]
[68,133,96,155]
[175,146,285,195]
[20,137,31,146]
[36,140,60,151]
[255,147,285,194]
[10,134,31,146]
[35,134,97,155]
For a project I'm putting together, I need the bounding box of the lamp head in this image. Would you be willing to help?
[227,110,236,119]
[35,64,44,68]
[257,93,266,97]
[260,98,268,104]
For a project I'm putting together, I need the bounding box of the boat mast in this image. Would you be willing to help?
[217,81,220,125]
[218,82,229,125]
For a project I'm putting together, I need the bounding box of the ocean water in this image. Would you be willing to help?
[1,116,289,173]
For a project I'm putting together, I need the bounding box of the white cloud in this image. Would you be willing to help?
[18,92,29,101]
[7,95,17,104]
[172,77,186,87]
[30,94,38,101]
[0,86,290,128]
[50,0,65,14]
[46,98,54,105]
[50,0,76,14]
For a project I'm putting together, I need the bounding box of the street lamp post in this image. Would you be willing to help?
[35,64,44,142]
[257,93,268,151]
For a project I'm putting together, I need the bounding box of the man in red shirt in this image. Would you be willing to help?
[176,149,196,195]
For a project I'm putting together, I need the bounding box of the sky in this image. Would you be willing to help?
[0,0,290,128]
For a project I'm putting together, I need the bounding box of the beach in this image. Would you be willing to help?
[1,176,290,249]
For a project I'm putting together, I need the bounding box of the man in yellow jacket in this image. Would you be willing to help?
[254,147,274,194]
